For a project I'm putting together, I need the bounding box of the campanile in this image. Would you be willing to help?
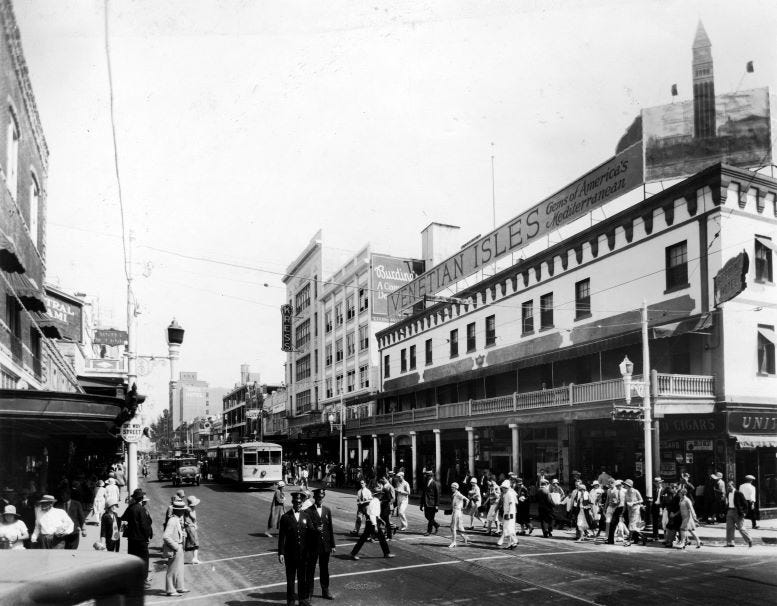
[692,20,716,138]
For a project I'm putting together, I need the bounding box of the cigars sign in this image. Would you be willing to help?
[388,143,643,316]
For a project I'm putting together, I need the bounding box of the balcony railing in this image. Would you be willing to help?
[345,372,715,430]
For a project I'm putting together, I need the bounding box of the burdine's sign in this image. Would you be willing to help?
[388,143,644,316]
[370,254,424,320]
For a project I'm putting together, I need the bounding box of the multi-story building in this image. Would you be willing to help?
[170,371,225,428]
[0,0,124,492]
[262,387,288,440]
[221,363,281,443]
[356,164,776,510]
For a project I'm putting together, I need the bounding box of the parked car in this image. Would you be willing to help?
[157,457,179,482]
[172,457,201,486]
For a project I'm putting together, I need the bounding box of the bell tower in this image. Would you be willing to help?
[692,21,716,138]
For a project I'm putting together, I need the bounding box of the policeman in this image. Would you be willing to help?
[278,491,313,606]
[305,488,336,600]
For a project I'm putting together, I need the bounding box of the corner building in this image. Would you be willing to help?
[350,164,776,512]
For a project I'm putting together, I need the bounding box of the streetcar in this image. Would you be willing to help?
[207,441,283,487]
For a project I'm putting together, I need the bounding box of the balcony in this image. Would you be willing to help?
[345,373,715,431]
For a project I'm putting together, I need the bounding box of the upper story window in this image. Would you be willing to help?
[346,331,355,357]
[335,374,343,395]
[296,390,311,414]
[295,319,311,348]
[758,325,775,375]
[295,355,311,381]
[346,369,356,392]
[449,329,459,358]
[400,348,407,372]
[335,338,343,362]
[325,310,333,333]
[325,378,333,399]
[425,338,433,365]
[295,283,311,314]
[409,345,416,370]
[466,322,476,352]
[540,293,554,330]
[335,303,343,326]
[485,315,496,346]
[384,354,390,378]
[29,174,39,248]
[359,287,369,312]
[665,241,689,291]
[358,324,369,350]
[346,295,356,320]
[359,364,369,388]
[522,300,534,334]
[6,108,19,200]
[755,236,774,283]
[325,344,333,367]
[575,278,591,320]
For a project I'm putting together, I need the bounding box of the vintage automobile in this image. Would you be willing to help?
[172,457,201,486]
[157,457,179,482]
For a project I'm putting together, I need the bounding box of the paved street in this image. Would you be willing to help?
[85,469,777,606]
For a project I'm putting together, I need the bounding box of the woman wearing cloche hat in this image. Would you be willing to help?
[265,481,288,538]
[0,505,29,549]
[99,497,122,552]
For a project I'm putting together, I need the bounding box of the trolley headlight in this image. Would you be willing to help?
[260,470,267,477]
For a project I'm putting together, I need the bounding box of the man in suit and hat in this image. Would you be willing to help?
[278,491,314,606]
[31,494,73,549]
[305,488,336,600]
[56,488,86,550]
[122,488,154,587]
[421,469,441,536]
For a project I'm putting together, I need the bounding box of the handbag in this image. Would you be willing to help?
[443,509,453,516]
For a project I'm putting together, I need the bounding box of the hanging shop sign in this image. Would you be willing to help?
[94,328,128,347]
[714,251,749,306]
[387,143,644,316]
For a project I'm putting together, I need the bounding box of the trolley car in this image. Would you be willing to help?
[206,441,282,487]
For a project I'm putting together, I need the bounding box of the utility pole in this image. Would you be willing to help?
[125,231,139,496]
[641,300,653,503]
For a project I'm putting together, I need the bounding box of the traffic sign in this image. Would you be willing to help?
[120,416,143,443]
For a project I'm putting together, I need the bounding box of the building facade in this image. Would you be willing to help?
[343,165,777,514]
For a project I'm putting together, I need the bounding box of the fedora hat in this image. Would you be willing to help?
[744,474,756,481]
[37,494,56,504]
[171,497,187,509]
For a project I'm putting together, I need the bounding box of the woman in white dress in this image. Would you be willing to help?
[89,480,106,524]
[0,505,29,549]
[448,483,470,548]
[465,478,483,529]
[678,488,702,549]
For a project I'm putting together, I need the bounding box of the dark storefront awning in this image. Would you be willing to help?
[0,229,25,274]
[31,312,66,339]
[4,272,46,312]
[652,313,714,338]
[732,434,777,448]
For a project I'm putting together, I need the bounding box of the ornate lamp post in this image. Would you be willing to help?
[167,319,185,455]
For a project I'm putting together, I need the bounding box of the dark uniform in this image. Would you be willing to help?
[305,489,336,600]
[278,493,313,606]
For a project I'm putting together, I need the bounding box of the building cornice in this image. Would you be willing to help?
[0,0,49,172]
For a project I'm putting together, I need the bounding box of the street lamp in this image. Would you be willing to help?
[167,319,185,456]
[619,350,653,502]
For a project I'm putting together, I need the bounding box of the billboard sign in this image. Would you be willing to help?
[281,304,294,352]
[370,254,425,320]
[388,143,644,316]
[94,328,128,346]
[643,87,772,182]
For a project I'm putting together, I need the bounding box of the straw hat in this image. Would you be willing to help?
[37,494,56,504]
[624,479,634,487]
[186,496,200,507]
[171,497,187,510]
[106,497,119,509]
[500,480,511,489]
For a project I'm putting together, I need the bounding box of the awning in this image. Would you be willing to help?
[732,434,777,449]
[3,272,46,312]
[32,312,65,339]
[0,229,25,274]
[759,325,776,345]
[652,313,714,338]
[756,235,777,253]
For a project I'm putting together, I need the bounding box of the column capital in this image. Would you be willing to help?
[356,435,361,439]
[389,432,395,437]
[464,426,474,432]
[508,423,518,429]
[409,431,416,436]
[433,428,441,434]
[371,434,378,439]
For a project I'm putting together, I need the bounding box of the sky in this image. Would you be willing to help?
[12,0,777,419]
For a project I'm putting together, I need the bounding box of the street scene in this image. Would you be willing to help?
[1,0,777,604]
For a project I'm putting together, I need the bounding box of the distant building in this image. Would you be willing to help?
[692,21,715,139]
[221,363,281,442]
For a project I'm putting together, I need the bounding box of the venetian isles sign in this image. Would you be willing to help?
[388,143,644,316]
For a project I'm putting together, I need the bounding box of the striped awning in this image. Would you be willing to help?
[3,271,46,312]
[732,434,777,449]
[31,312,65,339]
